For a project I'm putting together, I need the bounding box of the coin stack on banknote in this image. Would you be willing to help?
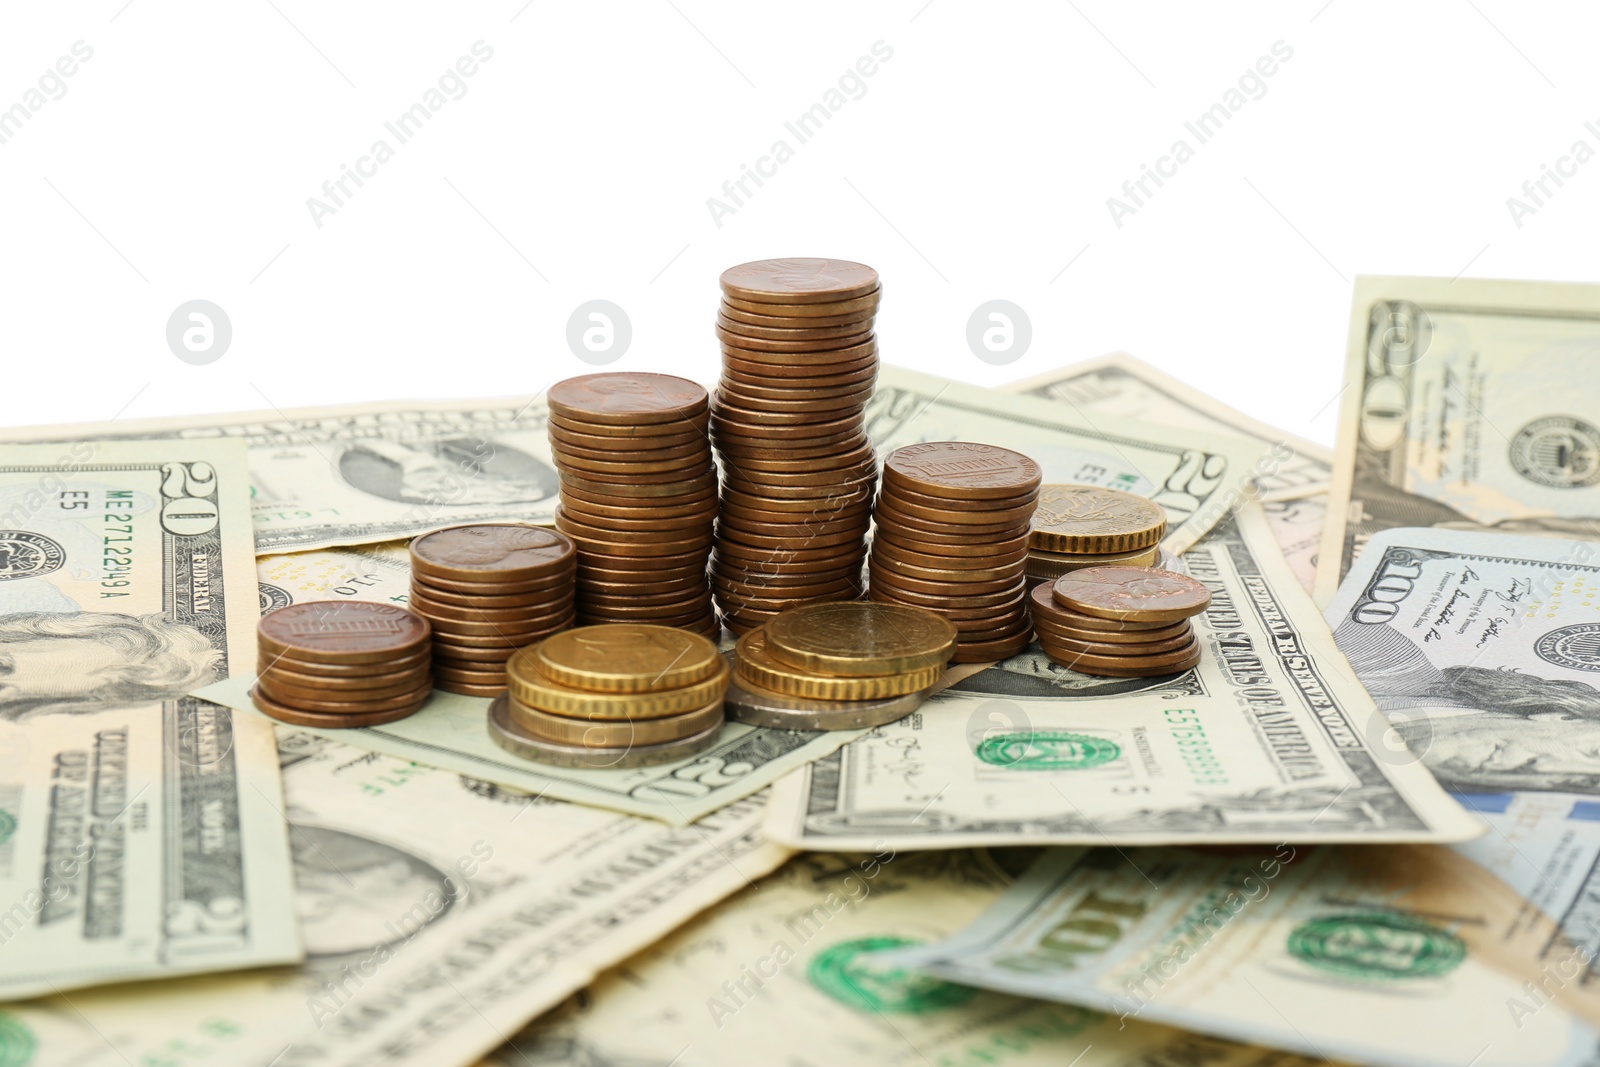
[547,373,720,638]
[1026,484,1168,581]
[868,442,1040,662]
[489,624,729,767]
[407,524,578,696]
[1030,565,1207,676]
[254,601,434,725]
[723,601,954,729]
[709,258,881,634]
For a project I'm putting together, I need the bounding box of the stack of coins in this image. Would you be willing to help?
[547,373,719,639]
[254,601,432,727]
[709,258,881,634]
[408,524,577,696]
[489,624,728,768]
[725,602,954,730]
[868,442,1040,663]
[1030,565,1209,677]
[1027,485,1168,582]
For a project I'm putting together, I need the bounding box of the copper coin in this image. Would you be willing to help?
[712,394,867,426]
[550,435,709,464]
[555,454,715,482]
[404,579,568,610]
[259,601,431,665]
[548,373,708,425]
[868,583,1019,610]
[558,504,715,535]
[1040,634,1202,672]
[431,616,574,649]
[877,526,1032,560]
[257,645,432,679]
[408,590,573,625]
[718,524,867,552]
[874,503,1031,539]
[718,338,877,366]
[257,670,431,704]
[560,470,717,498]
[721,351,877,380]
[261,661,432,693]
[950,625,1034,664]
[1052,567,1211,623]
[716,434,874,461]
[712,417,867,451]
[559,495,718,526]
[579,587,715,612]
[432,645,518,666]
[865,564,1021,598]
[1039,624,1196,657]
[876,543,1024,575]
[722,486,874,514]
[715,567,864,595]
[720,258,880,303]
[720,288,880,316]
[920,587,1029,622]
[720,306,874,331]
[409,525,574,585]
[250,685,425,728]
[579,564,709,587]
[883,442,1043,500]
[411,565,575,597]
[557,479,717,511]
[1040,641,1202,677]
[556,511,713,546]
[721,472,876,502]
[577,575,710,600]
[432,661,508,684]
[715,314,873,343]
[716,550,868,577]
[715,555,865,581]
[715,383,873,414]
[1026,583,1179,632]
[720,362,876,395]
[718,494,871,524]
[886,481,1039,515]
[869,552,1026,585]
[566,529,714,556]
[580,591,713,618]
[953,613,1033,645]
[425,612,571,640]
[1026,545,1164,581]
[876,493,1036,529]
[547,410,708,438]
[255,675,434,713]
[716,583,860,612]
[575,579,712,603]
[549,424,706,452]
[724,460,877,490]
[576,547,710,572]
[1031,598,1191,641]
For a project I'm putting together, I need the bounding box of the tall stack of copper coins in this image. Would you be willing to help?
[1026,485,1168,583]
[547,373,719,639]
[254,601,432,727]
[709,258,881,635]
[407,524,577,696]
[868,442,1041,663]
[1030,566,1208,676]
[489,625,728,768]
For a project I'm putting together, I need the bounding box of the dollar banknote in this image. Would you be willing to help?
[763,503,1479,850]
[0,731,789,1065]
[1315,276,1600,603]
[885,844,1600,1067]
[0,441,299,997]
[1263,492,1326,595]
[1008,352,1332,501]
[6,365,1266,556]
[1325,525,1600,992]
[198,543,864,825]
[475,847,1341,1067]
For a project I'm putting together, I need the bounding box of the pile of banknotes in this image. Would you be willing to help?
[2,274,1599,1067]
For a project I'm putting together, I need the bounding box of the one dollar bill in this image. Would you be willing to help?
[1316,276,1600,603]
[0,440,299,998]
[763,503,1479,849]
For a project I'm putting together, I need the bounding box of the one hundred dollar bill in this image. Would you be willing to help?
[1316,276,1600,603]
[763,503,1480,850]
[1326,525,1600,993]
[476,847,1344,1067]
[0,441,299,997]
[5,365,1267,556]
[1009,352,1333,501]
[885,844,1600,1067]
[198,543,864,826]
[0,732,789,1066]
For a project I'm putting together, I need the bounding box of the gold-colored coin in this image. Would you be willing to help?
[506,652,730,719]
[734,628,940,699]
[505,693,725,747]
[762,601,957,678]
[1029,485,1167,554]
[1025,543,1162,580]
[526,623,721,692]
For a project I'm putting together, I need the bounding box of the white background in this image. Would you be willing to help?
[2,1,1594,444]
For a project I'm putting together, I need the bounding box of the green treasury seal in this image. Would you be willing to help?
[808,936,977,1013]
[0,1014,36,1067]
[974,731,1120,770]
[1288,912,1466,981]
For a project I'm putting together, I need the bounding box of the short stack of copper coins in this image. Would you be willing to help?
[408,524,577,696]
[1030,565,1209,677]
[709,258,881,634]
[254,601,433,727]
[1026,485,1168,583]
[489,625,729,769]
[547,373,719,639]
[868,442,1040,663]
